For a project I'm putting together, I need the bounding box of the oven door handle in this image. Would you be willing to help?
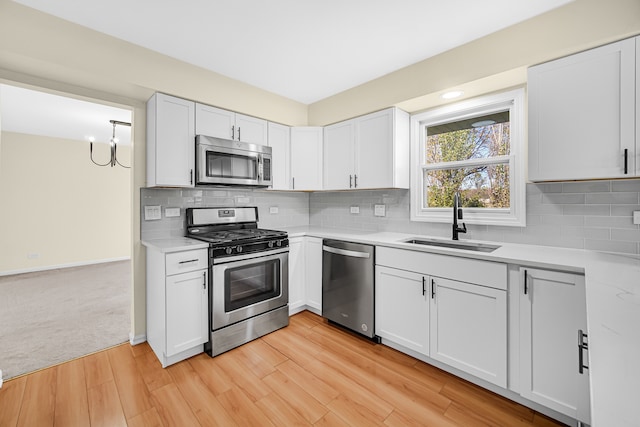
[212,247,289,265]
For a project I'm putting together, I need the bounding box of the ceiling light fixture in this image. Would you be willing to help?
[471,119,497,128]
[89,120,131,168]
[440,90,464,100]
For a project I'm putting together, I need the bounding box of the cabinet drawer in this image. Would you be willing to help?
[376,246,506,290]
[166,249,208,276]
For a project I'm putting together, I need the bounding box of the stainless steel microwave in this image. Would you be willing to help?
[196,135,272,187]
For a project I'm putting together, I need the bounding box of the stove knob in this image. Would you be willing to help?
[236,245,243,253]
[225,247,233,255]
[268,241,274,248]
[276,240,282,247]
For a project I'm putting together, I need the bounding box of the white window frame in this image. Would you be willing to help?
[410,88,526,227]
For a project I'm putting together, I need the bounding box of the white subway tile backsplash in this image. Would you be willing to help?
[562,181,611,193]
[542,193,585,204]
[563,205,611,216]
[585,192,639,204]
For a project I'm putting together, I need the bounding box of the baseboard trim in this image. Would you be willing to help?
[130,332,147,345]
[0,257,131,277]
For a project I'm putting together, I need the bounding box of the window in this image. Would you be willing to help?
[410,88,525,226]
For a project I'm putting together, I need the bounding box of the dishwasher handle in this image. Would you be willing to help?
[322,245,371,259]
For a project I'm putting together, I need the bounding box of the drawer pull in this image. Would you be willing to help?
[179,259,199,264]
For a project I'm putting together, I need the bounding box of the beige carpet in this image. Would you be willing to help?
[0,260,130,380]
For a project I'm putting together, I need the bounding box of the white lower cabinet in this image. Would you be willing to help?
[287,236,323,315]
[519,267,590,424]
[304,237,323,314]
[146,247,209,367]
[375,266,429,354]
[429,277,507,387]
[375,247,508,387]
[288,237,306,314]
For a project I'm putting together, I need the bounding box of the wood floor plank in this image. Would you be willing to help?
[166,360,238,427]
[440,377,536,426]
[134,349,173,392]
[0,375,27,427]
[304,359,394,420]
[262,370,328,423]
[150,383,200,427]
[130,342,153,358]
[262,326,324,367]
[87,380,127,427]
[314,341,452,414]
[16,367,56,427]
[217,386,276,427]
[384,409,431,427]
[188,353,234,396]
[233,341,279,379]
[213,349,272,402]
[255,392,312,426]
[326,393,387,426]
[107,344,153,419]
[313,410,354,427]
[54,359,90,427]
[275,359,339,405]
[126,407,164,427]
[240,337,288,367]
[83,350,113,389]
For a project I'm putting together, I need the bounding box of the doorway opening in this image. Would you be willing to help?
[0,83,133,379]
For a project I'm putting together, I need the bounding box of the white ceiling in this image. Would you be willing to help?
[0,84,132,145]
[12,0,572,104]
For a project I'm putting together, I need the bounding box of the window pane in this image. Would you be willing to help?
[425,112,510,163]
[424,164,510,209]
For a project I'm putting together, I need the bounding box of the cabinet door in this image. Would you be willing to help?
[429,277,507,387]
[267,122,291,190]
[148,93,195,187]
[528,37,636,181]
[519,268,590,423]
[166,269,208,357]
[356,109,394,189]
[288,237,306,314]
[235,113,268,145]
[195,103,235,139]
[305,237,323,314]
[323,120,355,190]
[290,127,323,191]
[375,266,428,355]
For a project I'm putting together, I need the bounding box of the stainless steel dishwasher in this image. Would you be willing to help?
[322,239,376,339]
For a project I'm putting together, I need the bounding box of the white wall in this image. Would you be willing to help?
[0,132,131,273]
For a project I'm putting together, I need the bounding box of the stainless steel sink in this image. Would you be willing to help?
[401,238,501,253]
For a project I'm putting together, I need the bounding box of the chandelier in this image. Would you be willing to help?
[89,120,131,168]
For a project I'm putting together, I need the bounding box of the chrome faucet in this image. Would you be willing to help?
[453,192,467,240]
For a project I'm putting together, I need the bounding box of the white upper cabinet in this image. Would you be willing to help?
[195,103,268,145]
[324,119,356,190]
[267,122,291,190]
[528,36,637,181]
[323,107,409,190]
[290,127,323,191]
[146,93,195,187]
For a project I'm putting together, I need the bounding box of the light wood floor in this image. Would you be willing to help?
[0,311,564,426]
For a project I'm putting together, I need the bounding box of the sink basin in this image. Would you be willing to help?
[401,238,501,253]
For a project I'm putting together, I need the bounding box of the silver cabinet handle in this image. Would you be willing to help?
[422,276,426,296]
[231,125,235,140]
[292,177,295,190]
[179,259,199,264]
[322,245,370,259]
[431,278,435,299]
[238,127,241,141]
[354,174,358,188]
[202,271,206,289]
[349,175,353,188]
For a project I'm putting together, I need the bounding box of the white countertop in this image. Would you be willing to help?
[141,237,209,253]
[142,226,640,426]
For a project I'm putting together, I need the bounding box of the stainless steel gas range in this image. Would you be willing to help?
[185,207,289,357]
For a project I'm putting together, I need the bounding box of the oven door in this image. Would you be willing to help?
[211,248,288,330]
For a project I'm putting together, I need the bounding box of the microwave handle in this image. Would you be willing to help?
[256,155,262,181]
